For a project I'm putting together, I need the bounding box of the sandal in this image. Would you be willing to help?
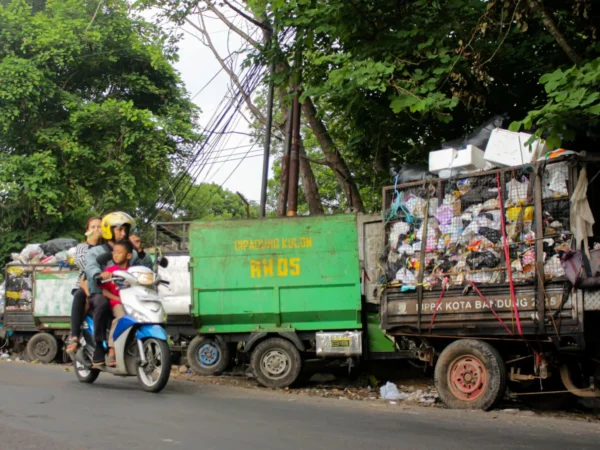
[92,360,105,368]
[65,338,80,356]
[107,355,116,367]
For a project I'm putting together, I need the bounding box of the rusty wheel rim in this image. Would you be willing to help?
[447,355,487,402]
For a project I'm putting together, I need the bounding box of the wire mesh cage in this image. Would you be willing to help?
[382,159,574,291]
[4,265,34,311]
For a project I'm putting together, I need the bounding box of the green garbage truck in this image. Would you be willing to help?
[180,213,397,388]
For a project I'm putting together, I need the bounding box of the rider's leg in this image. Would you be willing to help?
[107,304,126,367]
[88,294,111,364]
[66,288,87,355]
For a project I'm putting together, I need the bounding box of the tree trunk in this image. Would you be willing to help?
[301,97,365,213]
[526,0,582,64]
[298,138,324,215]
[277,90,324,215]
[231,2,364,212]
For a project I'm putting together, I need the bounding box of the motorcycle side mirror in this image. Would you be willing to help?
[96,252,113,266]
[158,256,169,269]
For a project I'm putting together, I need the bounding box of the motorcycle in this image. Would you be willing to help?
[73,256,171,393]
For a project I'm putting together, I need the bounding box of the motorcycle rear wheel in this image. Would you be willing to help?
[74,360,100,384]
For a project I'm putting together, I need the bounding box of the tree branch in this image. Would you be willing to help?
[205,3,262,49]
[301,155,330,166]
[86,0,103,32]
[222,0,271,31]
[185,14,267,124]
[526,0,582,64]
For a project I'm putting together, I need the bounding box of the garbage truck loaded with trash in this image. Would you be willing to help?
[0,239,191,363]
[0,239,83,363]
[159,151,600,410]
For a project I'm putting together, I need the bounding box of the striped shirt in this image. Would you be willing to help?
[74,243,91,289]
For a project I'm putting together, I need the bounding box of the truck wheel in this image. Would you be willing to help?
[26,333,58,364]
[435,339,506,410]
[250,337,302,389]
[188,336,230,376]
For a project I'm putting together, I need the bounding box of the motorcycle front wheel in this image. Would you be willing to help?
[137,338,171,393]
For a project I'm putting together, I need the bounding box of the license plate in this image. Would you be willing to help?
[331,338,350,348]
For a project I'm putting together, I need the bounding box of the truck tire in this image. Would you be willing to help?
[250,337,302,389]
[26,333,58,364]
[435,339,506,410]
[187,336,230,376]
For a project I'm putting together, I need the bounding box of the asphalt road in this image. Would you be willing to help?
[0,361,598,450]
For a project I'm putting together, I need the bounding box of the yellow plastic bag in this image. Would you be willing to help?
[507,206,534,221]
[6,266,24,276]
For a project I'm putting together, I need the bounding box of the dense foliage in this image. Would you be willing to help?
[0,0,200,261]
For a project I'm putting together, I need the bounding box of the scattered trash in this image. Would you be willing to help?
[380,381,409,400]
[0,353,10,360]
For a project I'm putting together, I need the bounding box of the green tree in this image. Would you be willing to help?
[138,0,598,216]
[176,183,258,221]
[0,0,200,263]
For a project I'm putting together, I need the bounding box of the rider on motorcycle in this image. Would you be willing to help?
[84,212,153,366]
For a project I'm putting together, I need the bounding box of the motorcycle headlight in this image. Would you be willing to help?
[132,272,154,286]
[124,305,152,323]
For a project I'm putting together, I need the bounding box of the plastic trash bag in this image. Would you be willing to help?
[41,238,78,256]
[435,204,455,226]
[54,251,68,262]
[20,244,44,262]
[380,382,408,400]
[389,164,431,184]
[442,115,507,150]
[479,227,501,243]
[506,178,529,206]
[544,255,565,279]
[467,251,500,270]
[389,221,411,247]
[395,268,417,285]
[41,255,58,265]
[397,243,415,256]
[405,196,427,218]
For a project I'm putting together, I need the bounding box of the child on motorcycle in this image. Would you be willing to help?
[99,240,134,367]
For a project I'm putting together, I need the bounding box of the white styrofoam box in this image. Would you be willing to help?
[484,128,548,167]
[429,145,490,178]
[157,255,192,315]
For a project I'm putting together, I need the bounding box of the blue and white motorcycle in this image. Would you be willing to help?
[73,258,171,393]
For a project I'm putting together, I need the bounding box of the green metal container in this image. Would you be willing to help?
[189,214,362,334]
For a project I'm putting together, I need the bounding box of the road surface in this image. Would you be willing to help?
[0,361,598,450]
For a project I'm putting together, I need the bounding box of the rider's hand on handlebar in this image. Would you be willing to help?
[100,271,112,280]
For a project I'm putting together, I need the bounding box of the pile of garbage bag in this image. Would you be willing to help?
[4,238,78,311]
[10,238,78,267]
[384,159,571,289]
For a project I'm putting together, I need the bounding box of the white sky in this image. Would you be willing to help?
[147,8,267,202]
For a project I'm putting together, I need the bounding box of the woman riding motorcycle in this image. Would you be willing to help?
[84,212,153,366]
